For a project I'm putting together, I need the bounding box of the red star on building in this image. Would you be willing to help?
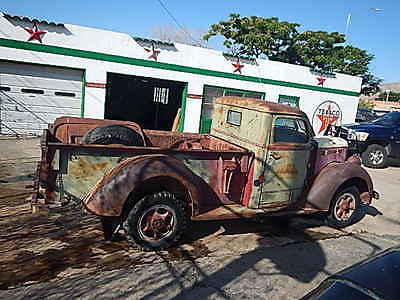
[316,76,326,86]
[144,44,161,61]
[24,23,46,43]
[316,104,339,134]
[232,60,244,74]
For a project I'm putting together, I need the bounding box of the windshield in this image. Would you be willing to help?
[372,112,400,126]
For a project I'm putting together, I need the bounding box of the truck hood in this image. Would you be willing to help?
[343,122,394,137]
[313,136,348,149]
[344,122,391,132]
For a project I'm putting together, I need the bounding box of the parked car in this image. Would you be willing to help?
[338,112,400,168]
[302,245,400,299]
[34,97,378,250]
[355,108,378,123]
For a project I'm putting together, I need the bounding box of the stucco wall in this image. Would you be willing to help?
[0,14,362,133]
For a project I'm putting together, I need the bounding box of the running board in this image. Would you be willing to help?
[191,204,310,221]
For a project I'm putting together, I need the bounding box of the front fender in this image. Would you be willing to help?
[83,154,205,216]
[305,159,374,211]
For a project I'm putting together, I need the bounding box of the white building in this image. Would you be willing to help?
[0,13,362,136]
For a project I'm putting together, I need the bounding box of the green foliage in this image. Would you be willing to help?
[376,91,400,102]
[203,14,299,58]
[358,99,376,109]
[204,14,381,95]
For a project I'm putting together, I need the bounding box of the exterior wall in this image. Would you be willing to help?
[371,100,400,112]
[0,14,362,134]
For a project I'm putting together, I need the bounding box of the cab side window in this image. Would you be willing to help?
[273,118,309,143]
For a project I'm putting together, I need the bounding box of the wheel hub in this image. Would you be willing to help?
[138,205,175,241]
[369,150,384,165]
[334,193,356,221]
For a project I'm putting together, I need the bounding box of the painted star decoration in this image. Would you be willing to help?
[24,23,46,43]
[144,44,161,61]
[232,60,244,74]
[316,76,326,86]
[316,104,339,134]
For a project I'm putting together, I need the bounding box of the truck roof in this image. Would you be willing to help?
[215,96,307,117]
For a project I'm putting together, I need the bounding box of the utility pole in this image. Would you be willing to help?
[386,90,391,102]
[345,8,381,40]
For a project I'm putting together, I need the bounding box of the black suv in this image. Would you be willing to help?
[343,112,400,168]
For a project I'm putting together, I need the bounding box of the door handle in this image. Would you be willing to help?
[270,151,281,160]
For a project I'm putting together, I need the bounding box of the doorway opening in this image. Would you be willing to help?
[105,73,186,130]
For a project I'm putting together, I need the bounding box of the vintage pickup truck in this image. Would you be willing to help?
[34,97,379,250]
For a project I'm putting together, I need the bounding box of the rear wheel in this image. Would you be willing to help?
[326,186,361,228]
[361,144,387,168]
[123,191,188,251]
[82,124,144,146]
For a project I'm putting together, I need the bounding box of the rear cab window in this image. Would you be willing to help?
[273,117,309,144]
[227,110,242,126]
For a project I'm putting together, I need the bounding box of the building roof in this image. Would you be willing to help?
[215,96,307,117]
[2,13,64,27]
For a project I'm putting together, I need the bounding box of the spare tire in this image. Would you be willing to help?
[82,124,145,146]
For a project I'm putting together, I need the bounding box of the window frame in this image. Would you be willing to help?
[278,94,300,108]
[271,116,310,144]
[226,110,242,126]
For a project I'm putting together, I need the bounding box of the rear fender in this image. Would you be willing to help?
[305,158,374,211]
[83,155,205,217]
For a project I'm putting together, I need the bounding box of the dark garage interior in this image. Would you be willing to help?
[105,73,186,130]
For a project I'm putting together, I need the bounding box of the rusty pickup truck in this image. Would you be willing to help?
[34,96,379,250]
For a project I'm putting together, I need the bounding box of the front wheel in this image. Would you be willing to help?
[361,144,387,168]
[326,186,362,228]
[123,192,188,251]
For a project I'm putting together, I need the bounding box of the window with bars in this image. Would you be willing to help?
[153,87,169,104]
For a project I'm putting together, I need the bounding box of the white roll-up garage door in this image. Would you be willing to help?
[0,61,83,135]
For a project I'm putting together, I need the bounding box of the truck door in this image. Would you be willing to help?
[259,115,313,208]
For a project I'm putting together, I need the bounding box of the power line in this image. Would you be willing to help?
[155,0,200,45]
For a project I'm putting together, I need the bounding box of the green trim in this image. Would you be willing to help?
[199,85,266,133]
[0,38,360,97]
[204,85,265,99]
[81,71,86,117]
[178,84,188,132]
[0,58,84,72]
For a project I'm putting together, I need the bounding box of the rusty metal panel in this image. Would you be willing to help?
[259,114,313,208]
[60,155,125,200]
[215,97,307,117]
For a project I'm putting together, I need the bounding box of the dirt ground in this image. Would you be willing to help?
[0,136,399,299]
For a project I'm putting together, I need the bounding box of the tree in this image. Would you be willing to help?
[203,14,381,95]
[376,91,400,102]
[203,14,299,58]
[358,99,376,109]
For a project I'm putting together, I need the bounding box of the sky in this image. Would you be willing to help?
[2,0,398,83]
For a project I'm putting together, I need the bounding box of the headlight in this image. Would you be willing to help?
[347,129,369,141]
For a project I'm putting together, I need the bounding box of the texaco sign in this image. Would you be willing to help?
[312,101,342,135]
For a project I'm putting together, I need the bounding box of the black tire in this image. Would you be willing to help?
[326,186,362,229]
[82,124,144,146]
[361,144,387,168]
[123,191,188,251]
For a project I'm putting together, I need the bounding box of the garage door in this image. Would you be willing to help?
[0,61,83,135]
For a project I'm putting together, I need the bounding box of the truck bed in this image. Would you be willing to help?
[35,117,253,212]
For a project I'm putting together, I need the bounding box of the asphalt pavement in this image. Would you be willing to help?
[0,136,399,299]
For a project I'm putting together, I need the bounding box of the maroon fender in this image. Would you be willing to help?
[83,154,208,217]
[304,158,374,211]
